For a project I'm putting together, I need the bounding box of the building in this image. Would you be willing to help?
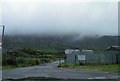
[107,46,120,51]
[65,49,80,54]
[65,48,119,65]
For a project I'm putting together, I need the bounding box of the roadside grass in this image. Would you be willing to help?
[2,64,37,69]
[2,64,40,70]
[2,65,32,70]
[76,64,119,73]
[2,64,43,70]
[2,65,16,69]
[0,66,2,70]
[58,63,119,73]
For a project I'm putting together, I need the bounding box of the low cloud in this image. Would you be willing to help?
[2,2,118,36]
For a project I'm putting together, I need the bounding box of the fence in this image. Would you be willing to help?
[65,51,119,65]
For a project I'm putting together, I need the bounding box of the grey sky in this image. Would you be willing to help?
[1,1,118,36]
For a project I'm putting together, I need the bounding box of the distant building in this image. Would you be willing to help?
[82,49,93,52]
[65,48,119,65]
[65,49,80,54]
[107,46,120,51]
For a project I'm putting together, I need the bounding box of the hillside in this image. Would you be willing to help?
[2,35,118,51]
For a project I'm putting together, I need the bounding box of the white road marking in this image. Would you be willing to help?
[88,78,93,79]
[88,77,106,79]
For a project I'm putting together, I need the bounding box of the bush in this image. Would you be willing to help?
[16,57,24,64]
[3,56,17,66]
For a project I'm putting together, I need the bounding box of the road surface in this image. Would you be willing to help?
[2,60,119,80]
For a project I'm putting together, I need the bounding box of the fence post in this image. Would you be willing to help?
[75,55,77,65]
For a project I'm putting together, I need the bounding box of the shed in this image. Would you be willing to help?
[107,46,120,51]
[65,49,119,65]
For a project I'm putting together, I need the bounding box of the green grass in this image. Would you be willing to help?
[2,65,17,69]
[0,66,2,70]
[59,64,119,73]
[77,64,119,73]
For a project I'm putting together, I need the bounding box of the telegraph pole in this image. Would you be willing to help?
[0,25,5,47]
[2,25,5,41]
[0,25,5,67]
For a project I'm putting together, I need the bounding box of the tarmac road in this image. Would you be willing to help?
[2,60,119,80]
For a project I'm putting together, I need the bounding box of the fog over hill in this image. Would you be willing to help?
[1,2,118,52]
[3,34,118,52]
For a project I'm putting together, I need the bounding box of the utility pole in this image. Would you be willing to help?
[0,25,5,47]
[2,25,5,42]
[0,25,5,66]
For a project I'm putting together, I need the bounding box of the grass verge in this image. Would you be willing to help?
[58,63,119,73]
[2,65,17,69]
[0,66,2,70]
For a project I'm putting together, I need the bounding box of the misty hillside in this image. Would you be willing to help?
[3,35,118,51]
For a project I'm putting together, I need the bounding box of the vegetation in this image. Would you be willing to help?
[0,66,2,69]
[2,65,16,69]
[2,48,65,69]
